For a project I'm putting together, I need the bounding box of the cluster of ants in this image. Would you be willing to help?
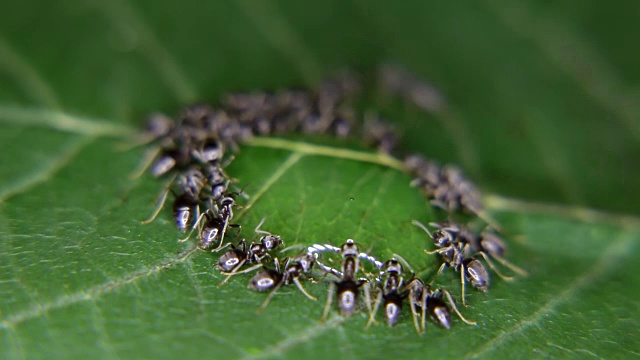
[132,65,526,334]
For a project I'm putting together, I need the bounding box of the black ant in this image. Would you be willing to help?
[178,190,242,251]
[309,239,375,319]
[366,259,408,328]
[392,254,476,333]
[141,167,206,232]
[413,220,493,306]
[404,154,502,230]
[470,229,528,277]
[216,218,283,286]
[425,221,526,278]
[249,253,320,312]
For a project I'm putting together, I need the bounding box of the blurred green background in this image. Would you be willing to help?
[2,0,639,212]
[1,1,639,359]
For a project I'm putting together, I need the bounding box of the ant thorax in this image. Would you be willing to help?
[341,256,359,279]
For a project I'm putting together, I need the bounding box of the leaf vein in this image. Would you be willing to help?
[0,136,96,203]
[0,36,60,109]
[0,105,134,137]
[92,0,198,103]
[0,246,198,329]
[239,316,344,360]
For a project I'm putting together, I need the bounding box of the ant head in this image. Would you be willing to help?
[341,239,359,257]
[432,229,454,247]
[384,259,403,274]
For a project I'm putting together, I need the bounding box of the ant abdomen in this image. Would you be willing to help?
[249,269,282,292]
[427,296,452,329]
[464,258,489,292]
[172,194,197,232]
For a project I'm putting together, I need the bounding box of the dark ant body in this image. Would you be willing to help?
[249,253,322,312]
[217,219,283,285]
[309,239,374,319]
[403,276,475,333]
[142,167,207,231]
[367,259,407,328]
[413,220,492,306]
[403,154,504,230]
[190,209,240,250]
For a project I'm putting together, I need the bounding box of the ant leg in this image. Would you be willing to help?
[179,212,206,242]
[141,189,169,224]
[420,291,427,333]
[221,263,263,276]
[254,217,271,236]
[279,244,306,253]
[392,253,415,274]
[430,199,447,211]
[363,281,373,317]
[257,280,285,313]
[408,291,423,335]
[315,260,343,279]
[321,282,336,322]
[436,262,447,276]
[128,147,160,180]
[460,264,467,307]
[217,259,247,287]
[140,174,176,224]
[411,220,432,237]
[475,210,503,233]
[212,219,231,252]
[491,253,528,277]
[424,248,443,255]
[359,252,384,270]
[211,241,231,253]
[477,252,514,281]
[366,292,382,329]
[442,289,476,325]
[292,277,317,301]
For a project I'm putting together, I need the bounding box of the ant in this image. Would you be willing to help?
[216,218,283,286]
[404,154,502,230]
[309,239,375,319]
[178,189,242,251]
[248,243,349,313]
[470,228,528,277]
[366,258,407,328]
[393,255,475,333]
[249,253,319,312]
[141,167,206,232]
[413,220,493,306]
[425,221,526,278]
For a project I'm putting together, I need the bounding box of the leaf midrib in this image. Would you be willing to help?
[1,104,640,230]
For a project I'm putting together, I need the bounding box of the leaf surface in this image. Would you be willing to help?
[1,1,639,359]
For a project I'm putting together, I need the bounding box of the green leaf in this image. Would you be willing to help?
[1,1,639,359]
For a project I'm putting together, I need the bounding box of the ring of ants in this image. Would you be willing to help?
[128,71,527,335]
